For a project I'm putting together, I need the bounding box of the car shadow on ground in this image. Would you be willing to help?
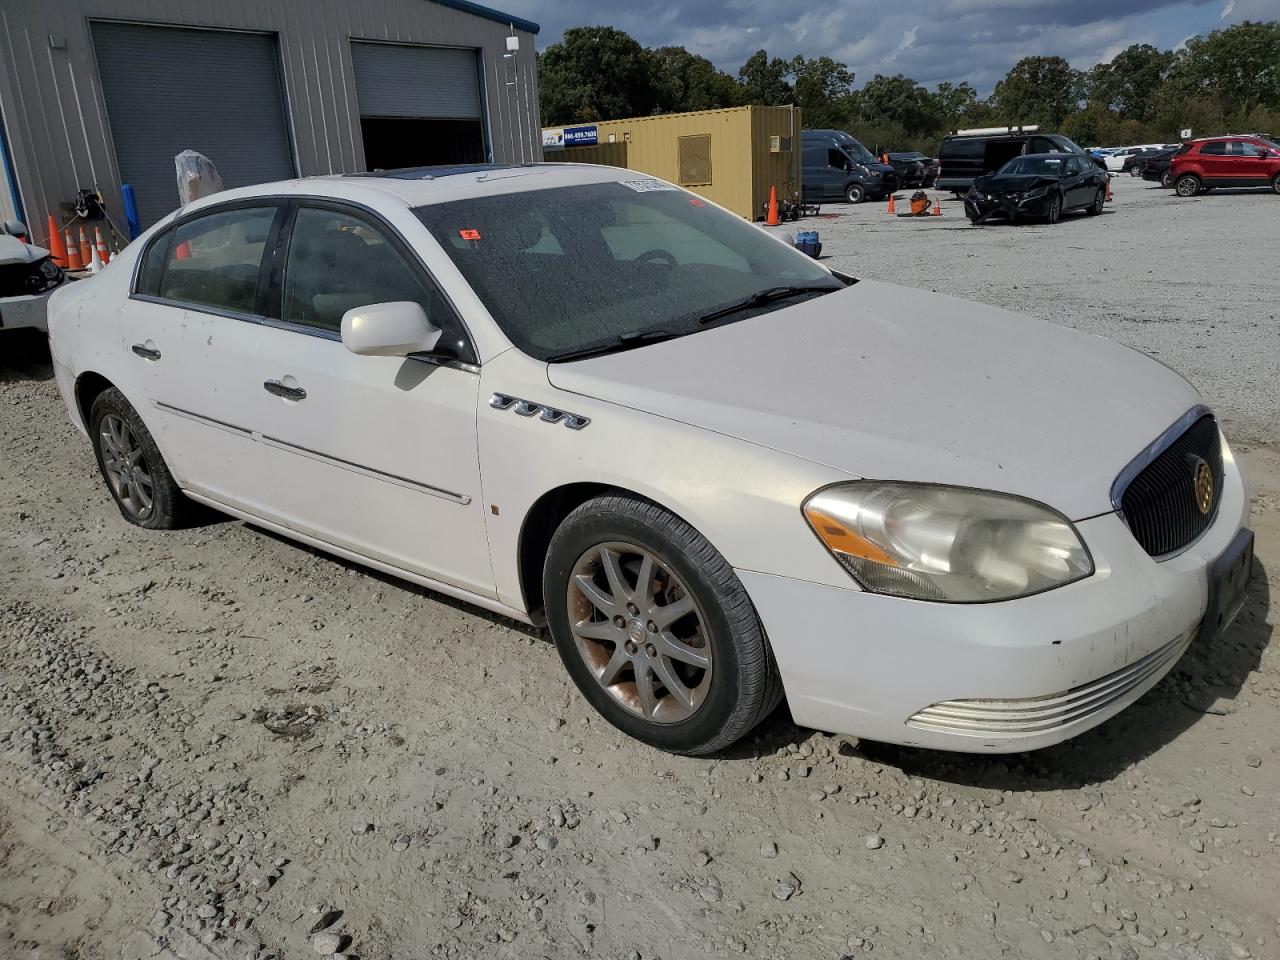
[241,523,546,640]
[0,330,54,382]
[737,558,1271,790]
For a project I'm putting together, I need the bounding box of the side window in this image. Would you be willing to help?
[1199,142,1228,156]
[827,148,849,170]
[1234,141,1266,157]
[282,207,462,352]
[136,228,172,296]
[801,145,825,166]
[157,207,276,314]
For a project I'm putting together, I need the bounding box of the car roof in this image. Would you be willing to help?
[176,162,650,216]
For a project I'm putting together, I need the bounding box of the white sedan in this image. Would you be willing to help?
[47,164,1253,755]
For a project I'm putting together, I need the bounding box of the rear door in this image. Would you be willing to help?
[249,201,493,596]
[1196,141,1230,183]
[121,202,283,514]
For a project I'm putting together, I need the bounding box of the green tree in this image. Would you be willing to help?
[1165,21,1280,118]
[649,47,741,114]
[537,26,659,124]
[930,80,981,131]
[737,50,795,106]
[789,56,855,127]
[858,74,938,136]
[1086,44,1173,122]
[992,55,1082,127]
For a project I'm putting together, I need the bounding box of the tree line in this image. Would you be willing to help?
[538,21,1280,151]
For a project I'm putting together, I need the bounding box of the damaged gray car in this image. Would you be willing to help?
[1,220,67,335]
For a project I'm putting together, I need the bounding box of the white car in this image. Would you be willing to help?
[47,164,1253,755]
[1,225,67,334]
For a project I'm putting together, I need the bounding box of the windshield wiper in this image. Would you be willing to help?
[696,284,841,326]
[546,329,684,363]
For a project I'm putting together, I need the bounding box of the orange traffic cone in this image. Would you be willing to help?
[94,227,110,264]
[64,230,84,270]
[46,217,67,267]
[932,195,942,216]
[886,193,896,214]
[77,227,91,266]
[766,185,780,226]
[175,240,192,260]
[1105,177,1113,201]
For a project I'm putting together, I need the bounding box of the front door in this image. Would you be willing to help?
[119,202,283,516]
[1230,140,1272,185]
[250,202,493,597]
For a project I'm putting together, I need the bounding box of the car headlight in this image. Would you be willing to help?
[803,483,1093,602]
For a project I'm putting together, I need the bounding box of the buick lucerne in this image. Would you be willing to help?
[47,164,1253,755]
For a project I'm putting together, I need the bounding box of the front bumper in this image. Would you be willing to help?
[739,452,1249,753]
[0,288,57,332]
[964,190,1052,223]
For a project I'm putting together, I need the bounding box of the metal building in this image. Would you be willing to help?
[0,0,541,234]
[544,106,802,220]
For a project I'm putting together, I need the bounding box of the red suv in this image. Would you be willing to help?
[1170,136,1280,196]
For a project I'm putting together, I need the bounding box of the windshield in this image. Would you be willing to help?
[997,156,1067,176]
[834,134,878,164]
[415,181,840,361]
[1055,135,1086,154]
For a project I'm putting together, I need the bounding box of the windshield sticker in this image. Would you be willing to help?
[619,179,679,193]
[459,228,482,241]
[689,198,705,207]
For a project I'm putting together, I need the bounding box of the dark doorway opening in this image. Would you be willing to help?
[360,117,486,172]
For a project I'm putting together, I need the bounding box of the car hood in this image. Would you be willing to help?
[975,174,1058,194]
[546,280,1203,520]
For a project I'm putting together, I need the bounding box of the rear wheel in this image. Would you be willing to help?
[1128,166,1142,177]
[1174,174,1201,197]
[845,183,866,204]
[543,494,782,755]
[1087,187,1105,215]
[89,387,189,529]
[1160,171,1173,188]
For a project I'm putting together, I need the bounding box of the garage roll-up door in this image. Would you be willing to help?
[350,42,482,119]
[91,22,295,228]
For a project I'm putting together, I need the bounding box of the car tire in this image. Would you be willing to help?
[1087,187,1105,215]
[543,493,783,756]
[1174,174,1201,197]
[89,387,189,529]
[844,183,866,204]
[1128,167,1141,178]
[1045,192,1062,224]
[1273,173,1280,195]
[1160,171,1173,188]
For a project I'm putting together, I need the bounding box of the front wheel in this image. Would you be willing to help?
[89,387,189,529]
[845,183,866,204]
[1174,174,1201,197]
[1045,192,1062,224]
[1272,174,1280,195]
[543,494,782,755]
[1160,171,1173,188]
[1129,167,1142,178]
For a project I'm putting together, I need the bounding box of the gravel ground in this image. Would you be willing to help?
[1,174,1278,960]
[817,175,1280,444]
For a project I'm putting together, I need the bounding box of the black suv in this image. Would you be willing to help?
[936,131,1097,193]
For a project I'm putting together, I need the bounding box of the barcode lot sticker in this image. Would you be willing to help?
[619,179,679,192]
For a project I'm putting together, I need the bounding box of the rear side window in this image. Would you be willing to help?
[157,206,277,315]
[282,206,458,345]
[941,139,986,159]
[136,229,171,296]
[1199,142,1228,156]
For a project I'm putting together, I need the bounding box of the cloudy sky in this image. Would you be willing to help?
[496,0,1274,94]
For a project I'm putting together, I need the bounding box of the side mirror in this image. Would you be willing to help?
[340,301,442,358]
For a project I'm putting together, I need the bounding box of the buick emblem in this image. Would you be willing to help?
[1192,458,1214,515]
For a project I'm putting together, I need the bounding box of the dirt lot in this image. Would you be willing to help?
[1,173,1278,960]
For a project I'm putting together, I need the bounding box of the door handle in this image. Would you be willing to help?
[264,379,307,401]
[131,343,161,361]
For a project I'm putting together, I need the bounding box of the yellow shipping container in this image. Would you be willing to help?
[543,105,802,220]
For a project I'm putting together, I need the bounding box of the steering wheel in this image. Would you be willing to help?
[634,249,677,268]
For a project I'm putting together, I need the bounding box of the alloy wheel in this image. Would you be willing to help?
[99,413,155,521]
[1175,176,1199,197]
[1047,194,1061,224]
[566,541,712,724]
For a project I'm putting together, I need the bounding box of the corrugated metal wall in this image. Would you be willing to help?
[556,106,801,220]
[0,0,540,239]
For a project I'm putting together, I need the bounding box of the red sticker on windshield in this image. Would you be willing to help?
[689,198,705,207]
[459,228,482,241]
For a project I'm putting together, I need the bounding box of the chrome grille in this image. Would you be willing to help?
[1117,413,1222,557]
[907,630,1192,738]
